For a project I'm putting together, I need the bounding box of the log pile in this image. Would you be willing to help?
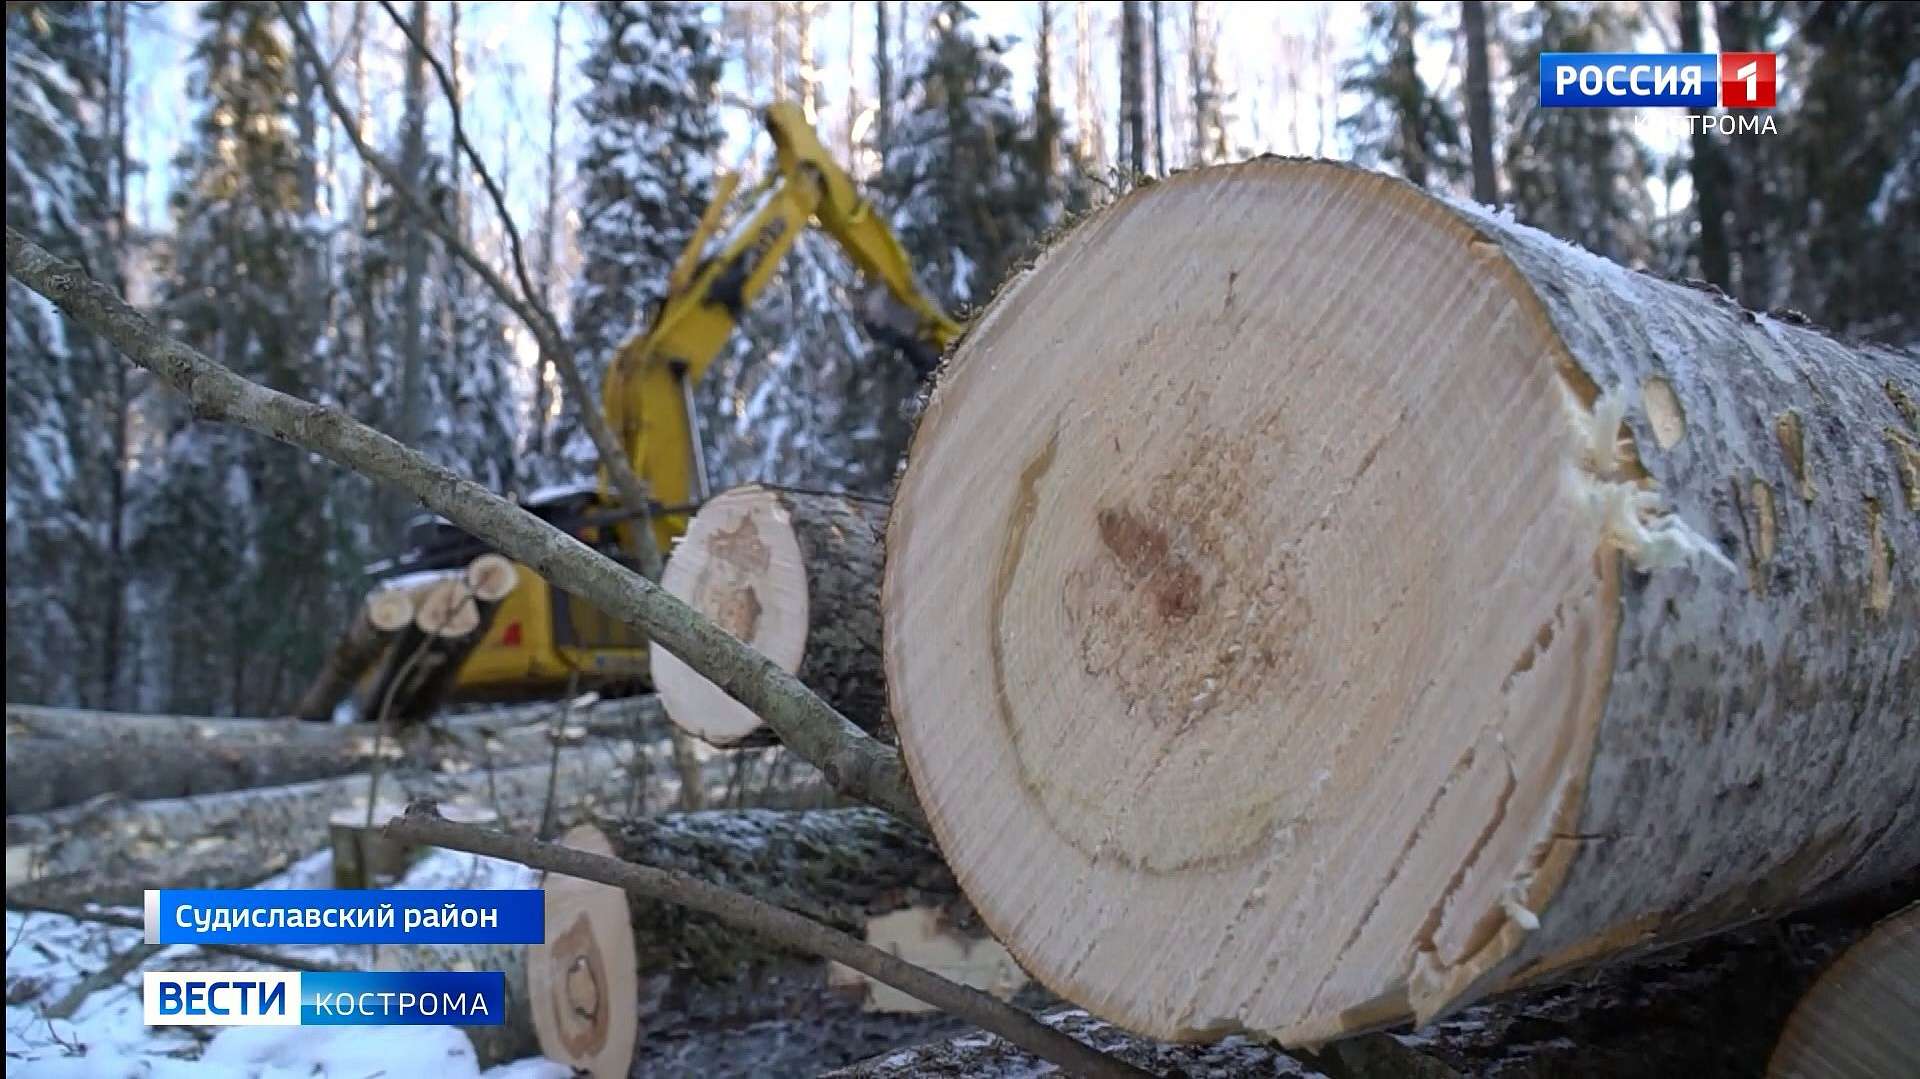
[360,553,521,725]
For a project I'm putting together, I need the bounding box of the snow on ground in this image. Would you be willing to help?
[5,849,552,1077]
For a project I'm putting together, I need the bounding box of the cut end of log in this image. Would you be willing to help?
[652,486,811,746]
[885,160,1640,1044]
[1768,903,1920,1079]
[527,824,638,1079]
[826,906,1031,1014]
[365,587,417,633]
[467,553,520,604]
[416,578,482,638]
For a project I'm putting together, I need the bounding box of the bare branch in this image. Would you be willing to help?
[6,225,922,826]
[385,804,1154,1079]
[375,0,546,342]
[280,1,661,579]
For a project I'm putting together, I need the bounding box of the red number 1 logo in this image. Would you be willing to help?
[1720,52,1777,108]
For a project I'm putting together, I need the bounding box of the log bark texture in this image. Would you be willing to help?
[587,808,1027,1026]
[653,485,891,747]
[833,885,1918,1078]
[289,583,418,721]
[882,159,1919,1045]
[6,744,656,907]
[5,704,395,815]
[3,696,667,815]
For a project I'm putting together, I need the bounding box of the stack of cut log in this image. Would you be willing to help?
[291,552,520,724]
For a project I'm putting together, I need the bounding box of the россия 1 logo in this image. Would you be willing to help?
[1540,52,1776,108]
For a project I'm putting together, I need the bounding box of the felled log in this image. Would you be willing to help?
[5,704,397,815]
[882,159,1919,1044]
[2,695,668,816]
[551,808,1028,1042]
[1769,903,1919,1079]
[833,890,1917,1078]
[289,583,418,721]
[5,744,656,907]
[652,485,890,747]
[329,800,500,889]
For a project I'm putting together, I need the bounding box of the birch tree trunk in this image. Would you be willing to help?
[883,159,1919,1046]
[653,486,890,748]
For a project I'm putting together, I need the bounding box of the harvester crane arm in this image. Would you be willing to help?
[598,102,961,556]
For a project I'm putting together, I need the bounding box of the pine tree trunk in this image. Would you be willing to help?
[1680,1,1730,289]
[653,486,890,748]
[1120,1,1145,175]
[1150,0,1165,177]
[1462,0,1498,206]
[882,159,1919,1045]
[875,1,892,155]
[386,0,433,544]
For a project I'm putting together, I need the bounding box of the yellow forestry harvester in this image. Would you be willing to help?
[300,103,959,722]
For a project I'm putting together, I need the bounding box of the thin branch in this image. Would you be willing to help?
[385,804,1153,1079]
[6,226,923,827]
[375,0,546,343]
[280,1,661,579]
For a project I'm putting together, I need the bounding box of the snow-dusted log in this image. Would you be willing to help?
[5,704,397,815]
[2,695,664,815]
[883,159,1919,1045]
[834,887,1917,1078]
[1769,903,1919,1079]
[653,486,891,748]
[6,744,656,907]
[289,582,419,721]
[602,808,1025,1014]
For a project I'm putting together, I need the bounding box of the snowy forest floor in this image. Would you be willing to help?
[3,846,971,1078]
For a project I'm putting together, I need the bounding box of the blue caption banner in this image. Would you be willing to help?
[1539,52,1717,108]
[144,970,506,1026]
[302,971,506,1026]
[145,889,544,945]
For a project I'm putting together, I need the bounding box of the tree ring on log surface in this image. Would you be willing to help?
[652,486,810,745]
[886,161,1626,1043]
[528,824,637,1078]
[1768,903,1919,1079]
